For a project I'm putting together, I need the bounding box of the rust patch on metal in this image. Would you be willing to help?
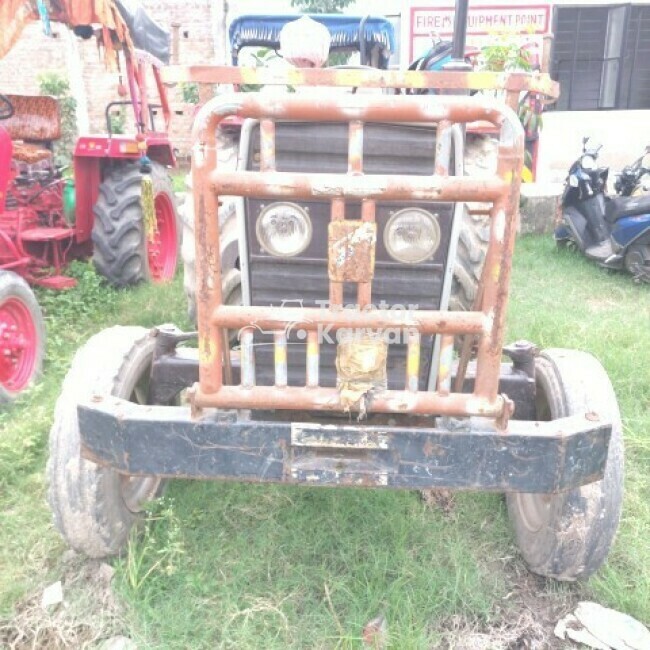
[328,220,376,282]
[336,335,387,414]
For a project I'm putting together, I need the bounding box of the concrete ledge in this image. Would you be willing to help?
[519,182,563,235]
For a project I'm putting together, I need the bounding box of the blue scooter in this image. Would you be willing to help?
[555,137,650,282]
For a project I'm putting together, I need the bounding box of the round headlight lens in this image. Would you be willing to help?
[256,202,312,257]
[384,208,441,264]
[581,154,596,170]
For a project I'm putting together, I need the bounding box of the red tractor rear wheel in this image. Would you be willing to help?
[0,271,45,402]
[92,162,180,287]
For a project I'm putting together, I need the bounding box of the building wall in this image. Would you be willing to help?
[537,110,650,182]
[0,1,220,159]
[0,23,68,95]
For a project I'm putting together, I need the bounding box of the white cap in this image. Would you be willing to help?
[279,16,331,68]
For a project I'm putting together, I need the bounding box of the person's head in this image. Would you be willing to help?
[279,16,331,68]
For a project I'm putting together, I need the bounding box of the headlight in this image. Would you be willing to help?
[384,208,441,264]
[256,202,312,257]
[581,155,596,170]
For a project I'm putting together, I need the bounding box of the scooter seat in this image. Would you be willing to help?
[605,193,650,222]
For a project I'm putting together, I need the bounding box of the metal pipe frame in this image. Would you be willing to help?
[162,66,560,101]
[190,90,524,424]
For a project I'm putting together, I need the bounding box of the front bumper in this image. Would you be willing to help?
[78,398,611,493]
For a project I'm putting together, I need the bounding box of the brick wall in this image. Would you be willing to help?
[0,1,219,159]
[0,23,68,95]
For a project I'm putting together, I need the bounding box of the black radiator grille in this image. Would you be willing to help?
[243,121,455,389]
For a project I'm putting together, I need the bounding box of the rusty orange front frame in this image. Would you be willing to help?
[190,91,524,424]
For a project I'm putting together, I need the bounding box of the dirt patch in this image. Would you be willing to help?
[437,560,580,649]
[420,489,456,515]
[0,552,125,649]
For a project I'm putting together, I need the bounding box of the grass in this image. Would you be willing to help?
[0,237,648,648]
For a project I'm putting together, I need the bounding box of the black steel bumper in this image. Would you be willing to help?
[78,397,611,493]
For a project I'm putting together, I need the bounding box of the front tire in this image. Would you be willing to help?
[450,207,489,312]
[0,271,45,402]
[624,240,650,283]
[507,349,624,580]
[92,162,180,287]
[47,326,162,558]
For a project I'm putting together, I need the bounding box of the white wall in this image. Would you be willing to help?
[537,111,650,182]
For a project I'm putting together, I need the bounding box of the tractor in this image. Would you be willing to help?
[47,3,624,583]
[0,0,180,399]
[182,13,492,325]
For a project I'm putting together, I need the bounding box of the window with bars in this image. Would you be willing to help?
[552,4,650,110]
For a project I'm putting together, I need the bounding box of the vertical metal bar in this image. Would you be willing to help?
[138,60,150,131]
[451,0,470,61]
[474,141,524,400]
[437,334,454,396]
[361,199,374,222]
[306,330,320,388]
[330,282,344,307]
[406,331,421,392]
[240,328,256,388]
[331,198,345,220]
[260,119,275,172]
[330,198,345,307]
[357,199,375,308]
[357,283,371,308]
[193,130,223,395]
[274,331,288,387]
[348,120,364,174]
[435,120,452,176]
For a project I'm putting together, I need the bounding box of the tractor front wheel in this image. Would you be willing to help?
[0,271,45,402]
[47,326,162,557]
[92,162,180,287]
[450,207,489,312]
[507,349,624,580]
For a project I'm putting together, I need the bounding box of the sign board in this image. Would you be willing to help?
[408,3,551,63]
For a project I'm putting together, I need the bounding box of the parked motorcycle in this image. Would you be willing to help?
[614,146,650,196]
[555,137,650,282]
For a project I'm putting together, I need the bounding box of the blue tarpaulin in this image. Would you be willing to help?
[229,14,395,69]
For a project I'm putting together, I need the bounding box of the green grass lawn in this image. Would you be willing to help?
[0,237,648,648]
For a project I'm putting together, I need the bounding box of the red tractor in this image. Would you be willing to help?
[0,0,180,399]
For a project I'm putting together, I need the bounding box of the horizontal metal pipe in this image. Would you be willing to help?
[212,305,486,336]
[193,385,505,417]
[209,170,508,203]
[162,66,560,99]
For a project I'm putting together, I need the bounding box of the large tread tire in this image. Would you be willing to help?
[450,207,489,311]
[92,162,180,287]
[47,326,162,558]
[0,271,45,402]
[507,349,624,581]
[181,192,240,324]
